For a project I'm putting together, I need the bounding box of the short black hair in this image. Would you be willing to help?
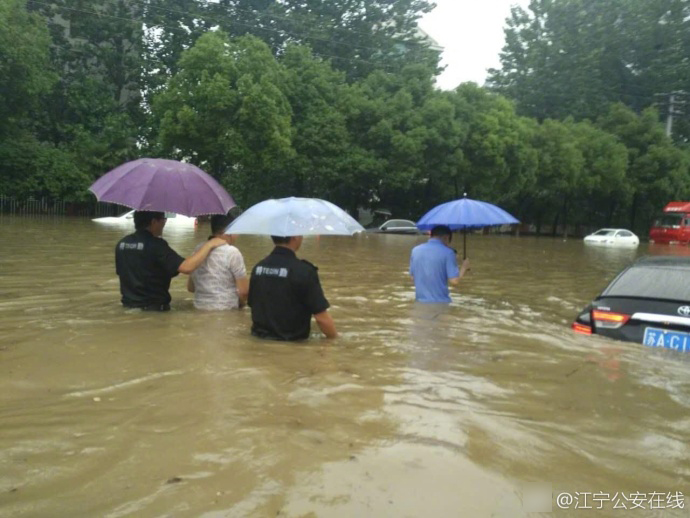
[271,236,291,245]
[134,211,165,230]
[210,212,236,235]
[430,225,452,241]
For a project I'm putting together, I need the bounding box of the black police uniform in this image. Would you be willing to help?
[115,229,185,310]
[248,247,329,341]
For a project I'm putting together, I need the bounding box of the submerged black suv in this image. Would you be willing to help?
[572,256,690,351]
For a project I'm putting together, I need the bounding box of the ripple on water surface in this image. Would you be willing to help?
[0,219,688,516]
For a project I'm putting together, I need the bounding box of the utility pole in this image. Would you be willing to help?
[656,91,688,138]
[666,92,675,137]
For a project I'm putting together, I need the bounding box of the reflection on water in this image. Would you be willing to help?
[1,217,689,517]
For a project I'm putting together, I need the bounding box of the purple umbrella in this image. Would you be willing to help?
[89,158,235,217]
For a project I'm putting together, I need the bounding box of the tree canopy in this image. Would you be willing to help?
[488,0,690,142]
[1,0,689,235]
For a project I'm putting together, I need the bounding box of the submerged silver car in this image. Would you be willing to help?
[367,219,424,235]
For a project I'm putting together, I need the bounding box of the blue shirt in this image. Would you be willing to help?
[409,239,460,303]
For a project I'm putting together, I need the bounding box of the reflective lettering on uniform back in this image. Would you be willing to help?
[256,266,288,278]
[120,242,144,251]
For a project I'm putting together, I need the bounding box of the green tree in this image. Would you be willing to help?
[0,0,92,200]
[0,0,54,136]
[448,84,538,214]
[570,119,630,227]
[488,0,629,120]
[152,32,294,206]
[141,0,216,96]
[279,44,376,213]
[0,133,92,200]
[33,0,145,113]
[344,65,465,216]
[488,0,690,142]
[26,0,142,191]
[209,0,440,81]
[529,119,585,234]
[598,103,690,231]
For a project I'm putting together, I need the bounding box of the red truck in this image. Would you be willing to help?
[649,202,690,245]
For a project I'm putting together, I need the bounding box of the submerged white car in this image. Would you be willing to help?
[584,228,639,247]
[92,210,197,227]
[366,219,424,234]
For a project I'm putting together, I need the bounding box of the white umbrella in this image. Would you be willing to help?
[225,197,364,236]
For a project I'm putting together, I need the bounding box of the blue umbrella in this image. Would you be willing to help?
[416,197,519,258]
[225,197,364,236]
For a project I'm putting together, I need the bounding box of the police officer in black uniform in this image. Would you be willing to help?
[249,235,337,340]
[115,211,227,311]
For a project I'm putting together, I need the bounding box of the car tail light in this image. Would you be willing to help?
[571,322,592,335]
[592,310,630,329]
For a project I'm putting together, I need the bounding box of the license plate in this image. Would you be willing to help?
[643,327,690,352]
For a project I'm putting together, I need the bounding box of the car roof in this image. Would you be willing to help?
[632,255,690,268]
[384,219,416,225]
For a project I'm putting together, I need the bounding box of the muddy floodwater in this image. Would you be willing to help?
[1,216,689,517]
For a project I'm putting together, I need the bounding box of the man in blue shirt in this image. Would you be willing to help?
[409,225,470,303]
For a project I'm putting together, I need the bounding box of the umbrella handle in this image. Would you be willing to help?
[462,229,471,274]
[463,228,467,260]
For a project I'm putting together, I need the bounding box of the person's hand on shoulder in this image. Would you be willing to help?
[208,237,227,248]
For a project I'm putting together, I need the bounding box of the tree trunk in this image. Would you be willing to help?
[562,194,569,239]
[515,196,529,236]
[606,198,617,227]
[424,177,434,207]
[630,192,638,230]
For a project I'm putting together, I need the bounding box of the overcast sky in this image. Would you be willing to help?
[419,0,531,90]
